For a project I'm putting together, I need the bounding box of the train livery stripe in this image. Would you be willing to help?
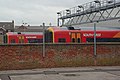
[47,27,55,43]
[113,32,120,38]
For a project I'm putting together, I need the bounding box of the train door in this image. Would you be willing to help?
[18,36,24,43]
[71,33,81,43]
[77,33,81,43]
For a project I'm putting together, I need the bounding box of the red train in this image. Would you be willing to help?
[4,27,120,44]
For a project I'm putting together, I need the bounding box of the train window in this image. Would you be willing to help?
[72,38,75,42]
[58,38,66,43]
[86,38,94,42]
[77,38,80,43]
[28,39,43,43]
[87,38,120,42]
[11,39,15,43]
[97,38,120,42]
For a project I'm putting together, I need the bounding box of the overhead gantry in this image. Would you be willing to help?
[57,0,120,26]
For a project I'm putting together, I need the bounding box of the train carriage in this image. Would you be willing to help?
[45,27,120,43]
[4,32,43,44]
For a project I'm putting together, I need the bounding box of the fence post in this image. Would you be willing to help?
[94,23,97,65]
[94,23,97,56]
[43,23,45,57]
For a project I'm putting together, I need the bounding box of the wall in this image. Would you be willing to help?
[0,43,120,70]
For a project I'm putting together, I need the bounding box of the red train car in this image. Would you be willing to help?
[45,27,120,43]
[4,32,43,44]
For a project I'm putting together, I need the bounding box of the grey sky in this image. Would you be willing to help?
[0,0,93,26]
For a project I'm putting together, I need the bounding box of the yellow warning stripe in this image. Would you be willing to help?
[47,27,54,43]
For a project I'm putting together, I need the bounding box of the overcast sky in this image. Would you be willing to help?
[0,0,94,26]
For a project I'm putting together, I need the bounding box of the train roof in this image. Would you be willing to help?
[47,26,120,32]
[74,26,120,31]
[7,32,43,35]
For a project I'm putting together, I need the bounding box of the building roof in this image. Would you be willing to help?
[15,25,52,32]
[0,20,14,32]
[0,27,6,31]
